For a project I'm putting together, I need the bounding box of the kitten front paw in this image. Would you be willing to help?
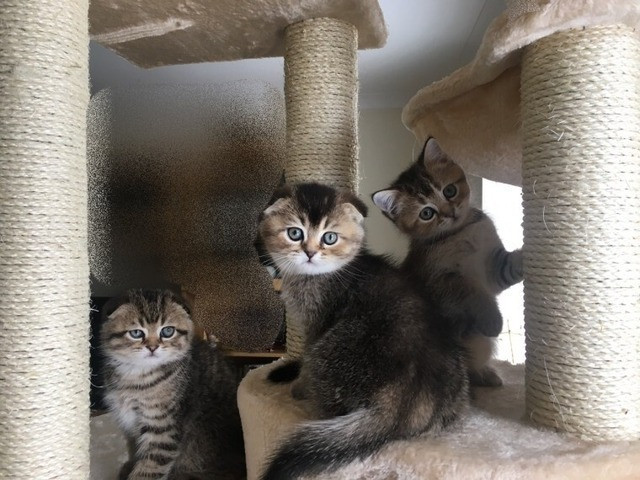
[471,297,503,337]
[512,248,523,279]
[469,366,502,387]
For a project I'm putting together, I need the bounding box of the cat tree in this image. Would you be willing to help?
[1,1,90,478]
[402,0,640,442]
[1,0,385,478]
[2,1,640,479]
[238,0,640,478]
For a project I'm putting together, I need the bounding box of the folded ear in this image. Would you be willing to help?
[101,295,131,322]
[338,191,368,222]
[371,189,400,218]
[419,137,447,166]
[262,185,293,217]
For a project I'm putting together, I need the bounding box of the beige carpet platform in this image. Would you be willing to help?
[238,360,640,480]
[89,0,387,67]
[402,0,640,186]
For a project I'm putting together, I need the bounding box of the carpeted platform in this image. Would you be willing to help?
[402,0,640,186]
[238,360,640,480]
[89,0,387,67]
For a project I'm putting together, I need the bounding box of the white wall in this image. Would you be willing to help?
[482,179,525,364]
[359,108,414,261]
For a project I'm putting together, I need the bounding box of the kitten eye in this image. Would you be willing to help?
[419,207,436,221]
[128,329,144,340]
[287,227,304,242]
[160,326,175,338]
[322,232,338,245]
[443,184,457,199]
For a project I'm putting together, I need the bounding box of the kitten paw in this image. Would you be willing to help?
[512,248,523,279]
[469,366,503,387]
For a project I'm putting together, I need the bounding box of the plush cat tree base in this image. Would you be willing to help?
[238,360,640,480]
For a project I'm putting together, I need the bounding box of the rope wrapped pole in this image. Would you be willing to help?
[0,1,90,477]
[521,25,640,441]
[283,18,359,357]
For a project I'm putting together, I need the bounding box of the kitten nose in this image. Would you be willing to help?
[146,344,158,353]
[441,206,456,219]
[305,250,317,260]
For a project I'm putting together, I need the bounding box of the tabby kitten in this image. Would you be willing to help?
[256,183,469,480]
[100,289,245,480]
[372,138,523,386]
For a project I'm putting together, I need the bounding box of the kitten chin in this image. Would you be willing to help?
[107,347,189,375]
[281,251,352,276]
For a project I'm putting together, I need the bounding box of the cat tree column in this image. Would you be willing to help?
[401,0,640,442]
[0,0,90,478]
[283,18,359,357]
[521,24,640,440]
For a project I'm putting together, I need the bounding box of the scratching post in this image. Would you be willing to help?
[283,18,359,357]
[521,25,640,440]
[0,0,90,478]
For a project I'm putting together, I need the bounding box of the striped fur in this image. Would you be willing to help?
[100,289,245,480]
[257,183,469,480]
[372,139,523,387]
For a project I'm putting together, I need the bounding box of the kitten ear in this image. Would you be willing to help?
[101,297,131,322]
[420,137,447,165]
[372,189,400,218]
[338,191,368,221]
[267,185,293,206]
[262,185,293,216]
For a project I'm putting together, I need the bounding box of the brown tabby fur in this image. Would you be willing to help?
[100,289,245,480]
[256,183,469,480]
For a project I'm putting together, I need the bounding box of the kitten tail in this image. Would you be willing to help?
[260,408,392,480]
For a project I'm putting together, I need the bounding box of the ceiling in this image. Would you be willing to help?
[89,0,506,109]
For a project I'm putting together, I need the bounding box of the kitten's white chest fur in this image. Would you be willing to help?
[104,364,171,434]
[104,389,139,433]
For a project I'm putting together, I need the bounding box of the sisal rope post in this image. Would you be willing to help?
[283,18,359,358]
[0,0,90,477]
[521,25,640,441]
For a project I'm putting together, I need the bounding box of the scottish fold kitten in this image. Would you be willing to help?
[372,139,523,387]
[100,289,245,480]
[256,183,469,480]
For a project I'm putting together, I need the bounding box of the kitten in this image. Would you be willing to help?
[372,138,523,387]
[100,289,246,480]
[256,183,469,480]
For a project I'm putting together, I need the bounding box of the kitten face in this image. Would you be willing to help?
[373,138,470,240]
[101,290,194,371]
[257,183,367,276]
